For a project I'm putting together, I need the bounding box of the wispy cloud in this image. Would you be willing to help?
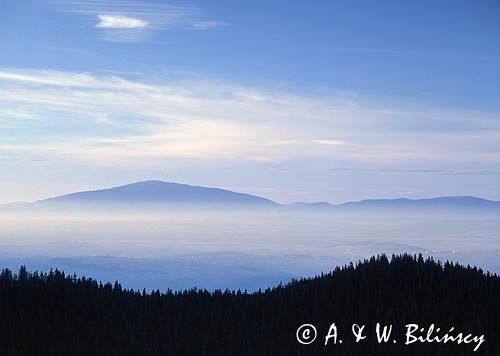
[329,168,500,176]
[96,14,148,29]
[192,21,225,30]
[55,0,224,42]
[313,139,345,146]
[0,68,498,170]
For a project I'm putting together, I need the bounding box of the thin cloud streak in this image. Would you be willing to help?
[329,168,500,176]
[0,68,498,169]
[55,0,224,42]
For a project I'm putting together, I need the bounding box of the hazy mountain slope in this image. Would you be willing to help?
[36,180,278,207]
[1,181,499,212]
[287,196,500,212]
[336,196,500,211]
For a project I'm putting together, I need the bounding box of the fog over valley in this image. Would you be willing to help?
[1,204,498,291]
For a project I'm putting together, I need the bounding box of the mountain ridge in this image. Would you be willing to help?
[35,180,278,207]
[1,180,499,211]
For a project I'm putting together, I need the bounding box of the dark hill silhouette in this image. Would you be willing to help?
[0,254,498,355]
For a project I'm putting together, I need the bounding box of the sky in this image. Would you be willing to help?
[0,0,499,204]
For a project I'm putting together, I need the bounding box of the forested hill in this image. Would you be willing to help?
[0,255,499,356]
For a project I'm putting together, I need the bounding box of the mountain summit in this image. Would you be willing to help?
[37,181,278,207]
[1,181,499,212]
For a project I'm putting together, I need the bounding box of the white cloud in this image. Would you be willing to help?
[55,0,224,42]
[313,140,346,146]
[0,68,498,169]
[1,68,499,203]
[192,21,226,30]
[96,14,148,29]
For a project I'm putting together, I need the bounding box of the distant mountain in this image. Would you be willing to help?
[336,196,500,212]
[1,181,499,212]
[32,181,278,208]
[287,196,500,212]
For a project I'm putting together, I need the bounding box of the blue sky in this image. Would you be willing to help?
[0,0,499,203]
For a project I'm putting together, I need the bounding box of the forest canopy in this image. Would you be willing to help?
[0,254,498,355]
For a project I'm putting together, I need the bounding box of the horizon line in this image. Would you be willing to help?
[1,180,499,206]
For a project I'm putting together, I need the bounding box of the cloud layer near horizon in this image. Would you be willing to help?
[0,68,499,202]
[1,68,498,163]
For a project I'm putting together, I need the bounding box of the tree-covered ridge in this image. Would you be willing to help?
[0,254,498,355]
